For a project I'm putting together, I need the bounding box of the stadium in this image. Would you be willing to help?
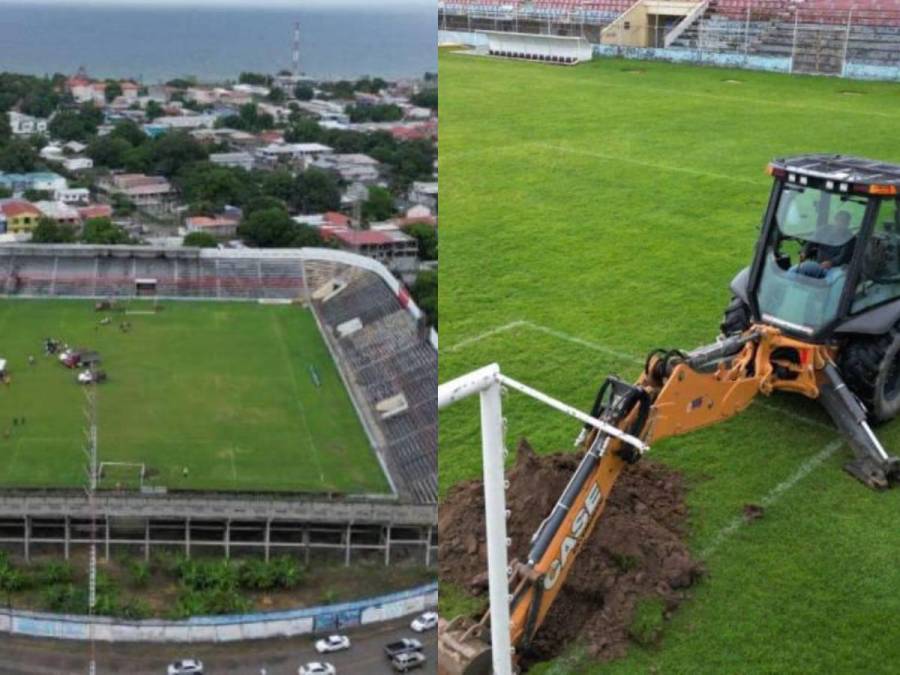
[0,244,436,566]
[438,5,900,674]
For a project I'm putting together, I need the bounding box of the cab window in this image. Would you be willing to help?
[853,198,900,313]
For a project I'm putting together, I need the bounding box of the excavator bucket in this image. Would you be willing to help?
[437,617,493,675]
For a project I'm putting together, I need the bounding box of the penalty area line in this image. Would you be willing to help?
[700,438,844,558]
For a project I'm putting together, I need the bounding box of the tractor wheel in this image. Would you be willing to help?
[839,331,900,423]
[720,296,751,337]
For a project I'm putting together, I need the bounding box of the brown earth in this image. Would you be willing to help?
[439,439,704,667]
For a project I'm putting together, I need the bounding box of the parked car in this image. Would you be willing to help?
[298,662,336,675]
[78,369,107,384]
[315,634,351,653]
[410,611,438,632]
[391,651,426,672]
[167,660,203,675]
[384,638,423,658]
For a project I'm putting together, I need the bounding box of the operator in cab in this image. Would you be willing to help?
[796,210,856,278]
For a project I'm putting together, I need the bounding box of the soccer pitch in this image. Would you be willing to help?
[0,299,389,494]
[440,52,900,672]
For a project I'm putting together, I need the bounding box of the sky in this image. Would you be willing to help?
[0,0,430,6]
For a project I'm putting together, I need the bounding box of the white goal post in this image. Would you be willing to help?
[98,461,146,489]
[437,363,648,675]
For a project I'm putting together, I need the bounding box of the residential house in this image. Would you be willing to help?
[78,204,113,221]
[7,111,49,136]
[184,214,240,238]
[66,76,106,106]
[0,172,68,196]
[322,225,418,272]
[153,115,217,131]
[55,187,91,204]
[35,200,81,227]
[255,142,333,169]
[0,200,42,234]
[408,181,438,212]
[209,152,255,171]
[312,153,381,184]
[63,157,93,172]
[99,174,176,214]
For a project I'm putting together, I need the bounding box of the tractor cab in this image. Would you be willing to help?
[744,154,900,340]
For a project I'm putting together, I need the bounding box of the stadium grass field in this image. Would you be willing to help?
[439,51,900,672]
[0,299,389,494]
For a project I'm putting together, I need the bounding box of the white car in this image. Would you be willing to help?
[167,660,204,675]
[410,611,438,632]
[315,634,351,653]
[298,663,336,675]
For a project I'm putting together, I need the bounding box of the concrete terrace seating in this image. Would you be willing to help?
[0,247,308,300]
[315,276,438,504]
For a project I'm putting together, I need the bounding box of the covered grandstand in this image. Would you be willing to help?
[0,244,438,505]
[439,0,900,78]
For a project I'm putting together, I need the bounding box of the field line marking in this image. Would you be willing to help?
[700,438,844,558]
[448,319,832,432]
[270,312,327,486]
[532,142,762,186]
[446,320,529,353]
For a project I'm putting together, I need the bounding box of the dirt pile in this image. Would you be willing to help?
[439,439,704,666]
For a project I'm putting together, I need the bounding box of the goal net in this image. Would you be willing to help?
[98,461,146,491]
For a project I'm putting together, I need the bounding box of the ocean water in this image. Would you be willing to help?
[0,2,436,83]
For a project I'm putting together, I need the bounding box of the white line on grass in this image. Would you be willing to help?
[533,142,763,186]
[446,320,529,353]
[448,319,832,431]
[700,438,844,558]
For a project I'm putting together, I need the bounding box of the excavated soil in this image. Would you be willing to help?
[439,439,704,667]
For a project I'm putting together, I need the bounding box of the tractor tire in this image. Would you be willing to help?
[720,296,751,337]
[839,331,900,423]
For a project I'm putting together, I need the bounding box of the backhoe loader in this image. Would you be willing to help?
[439,154,900,675]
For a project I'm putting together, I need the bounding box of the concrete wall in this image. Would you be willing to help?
[0,583,438,643]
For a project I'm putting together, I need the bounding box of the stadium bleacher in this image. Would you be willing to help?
[314,273,438,505]
[441,0,900,73]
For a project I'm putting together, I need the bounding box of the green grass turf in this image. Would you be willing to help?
[439,51,900,672]
[0,299,389,494]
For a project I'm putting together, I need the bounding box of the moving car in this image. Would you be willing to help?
[315,634,351,653]
[167,660,203,675]
[384,638,423,658]
[410,611,438,632]
[391,651,426,672]
[298,662,336,675]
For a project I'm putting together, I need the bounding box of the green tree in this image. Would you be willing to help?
[47,104,103,142]
[411,269,437,328]
[81,217,133,244]
[145,100,164,121]
[292,167,341,214]
[238,207,296,248]
[283,116,322,144]
[403,222,437,261]
[260,169,295,203]
[345,103,403,124]
[362,186,395,223]
[293,84,314,101]
[0,138,39,172]
[238,72,271,86]
[146,130,209,177]
[88,135,132,169]
[0,112,11,144]
[177,162,256,209]
[411,88,438,110]
[109,119,147,147]
[0,186,11,199]
[104,80,123,103]
[267,88,286,104]
[183,231,218,248]
[110,192,136,217]
[243,195,286,218]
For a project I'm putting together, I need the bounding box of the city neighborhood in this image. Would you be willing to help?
[0,68,437,297]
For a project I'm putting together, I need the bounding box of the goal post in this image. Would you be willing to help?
[98,461,146,490]
[437,363,648,675]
